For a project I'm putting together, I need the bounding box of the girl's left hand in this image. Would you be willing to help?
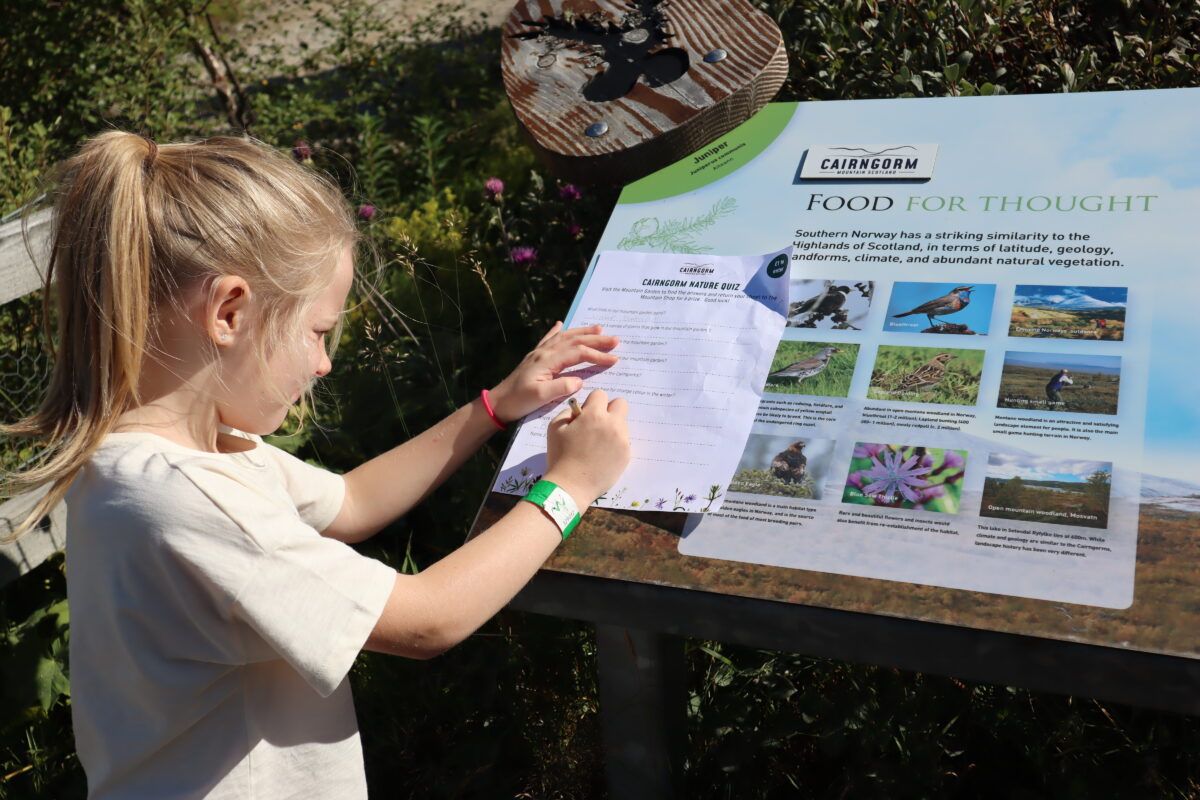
[488,322,619,424]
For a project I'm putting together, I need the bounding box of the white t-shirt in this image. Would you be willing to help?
[65,430,397,799]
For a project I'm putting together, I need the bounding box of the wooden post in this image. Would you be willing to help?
[595,623,686,799]
[501,0,787,185]
[0,207,52,305]
[0,485,66,588]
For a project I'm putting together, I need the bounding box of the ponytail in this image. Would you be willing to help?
[2,132,356,540]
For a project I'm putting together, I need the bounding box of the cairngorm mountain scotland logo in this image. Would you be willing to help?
[799,144,939,180]
[679,262,716,275]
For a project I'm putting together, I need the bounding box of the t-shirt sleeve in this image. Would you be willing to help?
[257,441,346,533]
[174,462,395,697]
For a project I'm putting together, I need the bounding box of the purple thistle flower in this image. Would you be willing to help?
[683,494,697,504]
[861,448,933,504]
[510,246,538,267]
[942,450,965,470]
[566,222,582,237]
[484,177,505,201]
[853,442,884,459]
[559,183,583,201]
[655,498,667,509]
[917,485,946,503]
[292,140,313,162]
[358,204,376,221]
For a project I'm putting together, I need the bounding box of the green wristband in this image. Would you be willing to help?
[522,480,582,540]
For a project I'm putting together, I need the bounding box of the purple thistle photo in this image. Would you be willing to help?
[861,449,933,503]
[852,442,885,459]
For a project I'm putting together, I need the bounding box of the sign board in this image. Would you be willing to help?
[474,89,1200,660]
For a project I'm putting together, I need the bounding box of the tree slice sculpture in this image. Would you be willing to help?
[501,0,788,185]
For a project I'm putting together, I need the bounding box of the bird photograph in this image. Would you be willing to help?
[763,341,859,397]
[787,279,873,329]
[771,441,808,484]
[884,281,997,334]
[727,435,836,500]
[868,345,985,405]
[899,352,957,391]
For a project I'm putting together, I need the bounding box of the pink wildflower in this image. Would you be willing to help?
[559,184,582,201]
[484,177,505,201]
[510,246,538,267]
[292,140,313,162]
[358,204,377,221]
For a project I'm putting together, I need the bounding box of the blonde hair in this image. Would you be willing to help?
[2,132,357,540]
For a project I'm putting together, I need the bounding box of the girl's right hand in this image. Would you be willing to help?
[542,389,631,508]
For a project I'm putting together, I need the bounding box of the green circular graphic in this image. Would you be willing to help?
[767,254,788,278]
[619,104,798,204]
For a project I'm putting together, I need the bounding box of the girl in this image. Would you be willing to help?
[2,132,630,798]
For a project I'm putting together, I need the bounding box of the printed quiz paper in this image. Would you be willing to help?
[492,248,790,513]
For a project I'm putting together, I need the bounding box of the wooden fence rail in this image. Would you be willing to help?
[0,207,60,589]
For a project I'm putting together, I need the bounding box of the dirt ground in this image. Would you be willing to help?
[233,0,511,65]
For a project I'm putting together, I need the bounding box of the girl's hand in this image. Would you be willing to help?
[543,389,631,507]
[488,322,619,423]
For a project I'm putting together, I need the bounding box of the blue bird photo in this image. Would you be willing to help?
[884,281,997,335]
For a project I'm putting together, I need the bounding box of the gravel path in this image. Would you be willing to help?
[232,0,511,67]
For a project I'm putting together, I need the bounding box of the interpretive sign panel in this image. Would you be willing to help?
[474,89,1200,658]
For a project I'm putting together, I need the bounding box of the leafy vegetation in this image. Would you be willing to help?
[3,0,1200,797]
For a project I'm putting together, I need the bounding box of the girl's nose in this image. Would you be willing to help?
[315,349,332,378]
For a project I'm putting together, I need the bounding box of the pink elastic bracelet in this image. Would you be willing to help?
[480,388,508,431]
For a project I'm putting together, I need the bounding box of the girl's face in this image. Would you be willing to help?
[220,247,354,435]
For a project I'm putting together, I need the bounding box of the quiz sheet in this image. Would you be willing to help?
[492,248,790,512]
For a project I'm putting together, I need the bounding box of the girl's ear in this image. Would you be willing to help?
[208,275,253,346]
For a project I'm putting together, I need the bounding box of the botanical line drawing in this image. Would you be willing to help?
[617,197,737,253]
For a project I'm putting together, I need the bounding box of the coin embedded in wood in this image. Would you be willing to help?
[501,0,788,185]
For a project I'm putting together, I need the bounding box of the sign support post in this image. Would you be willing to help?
[596,624,686,799]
